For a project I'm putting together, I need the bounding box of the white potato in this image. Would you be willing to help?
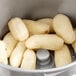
[10,41,26,67]
[55,44,72,67]
[0,41,8,64]
[23,20,51,35]
[53,14,75,44]
[3,32,18,58]
[8,17,29,41]
[25,34,64,50]
[37,18,54,32]
[21,49,36,70]
[72,29,76,53]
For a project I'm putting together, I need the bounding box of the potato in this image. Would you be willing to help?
[72,29,76,53]
[21,49,36,70]
[8,18,29,41]
[0,41,8,64]
[53,14,75,44]
[23,20,51,35]
[10,41,26,67]
[25,34,64,50]
[55,44,72,67]
[3,32,18,58]
[37,18,54,32]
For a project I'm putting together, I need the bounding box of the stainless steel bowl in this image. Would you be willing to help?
[0,0,76,76]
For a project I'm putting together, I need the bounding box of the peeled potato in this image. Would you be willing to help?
[55,44,72,67]
[0,41,8,64]
[8,17,29,41]
[3,32,18,58]
[37,18,54,32]
[23,20,51,35]
[53,14,75,44]
[21,49,36,70]
[72,29,76,53]
[25,34,64,50]
[10,41,26,67]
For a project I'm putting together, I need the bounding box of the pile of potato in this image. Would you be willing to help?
[0,14,76,70]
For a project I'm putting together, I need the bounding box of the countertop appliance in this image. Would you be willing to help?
[0,0,76,76]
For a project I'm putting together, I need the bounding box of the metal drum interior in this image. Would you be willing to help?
[0,0,76,76]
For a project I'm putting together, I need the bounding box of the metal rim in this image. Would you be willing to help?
[0,61,76,73]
